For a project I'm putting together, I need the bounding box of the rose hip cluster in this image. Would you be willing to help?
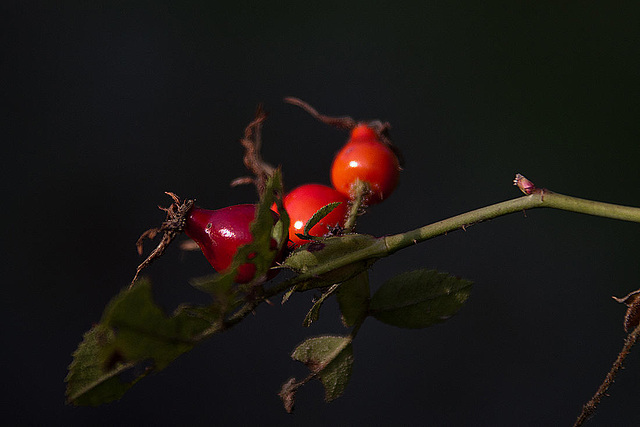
[179,104,401,284]
[275,123,401,246]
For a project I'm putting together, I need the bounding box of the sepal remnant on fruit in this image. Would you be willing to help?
[131,193,195,286]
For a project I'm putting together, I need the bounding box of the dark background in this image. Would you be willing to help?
[3,2,640,425]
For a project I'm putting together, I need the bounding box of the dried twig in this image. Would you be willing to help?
[130,192,194,287]
[283,96,403,166]
[573,298,640,426]
[613,289,640,332]
[230,105,276,196]
[284,96,356,130]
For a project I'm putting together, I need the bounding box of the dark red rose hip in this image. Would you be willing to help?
[184,204,279,283]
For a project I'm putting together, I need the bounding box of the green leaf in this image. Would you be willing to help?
[67,174,289,407]
[269,170,290,249]
[101,280,212,370]
[302,284,340,327]
[281,284,297,304]
[369,269,472,329]
[65,324,144,406]
[336,271,370,327]
[300,202,343,238]
[250,169,289,260]
[66,280,214,406]
[188,272,240,314]
[283,234,381,291]
[291,335,354,402]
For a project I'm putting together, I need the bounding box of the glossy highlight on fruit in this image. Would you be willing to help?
[331,124,400,205]
[183,204,279,283]
[277,184,349,246]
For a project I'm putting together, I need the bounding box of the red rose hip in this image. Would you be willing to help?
[331,124,400,205]
[183,204,279,283]
[276,184,349,246]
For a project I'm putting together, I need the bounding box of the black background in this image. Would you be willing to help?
[3,2,640,425]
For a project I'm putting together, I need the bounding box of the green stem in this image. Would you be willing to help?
[344,179,368,232]
[188,190,640,382]
[192,297,261,342]
[541,192,640,221]
[268,191,640,296]
[383,191,640,254]
[182,187,640,414]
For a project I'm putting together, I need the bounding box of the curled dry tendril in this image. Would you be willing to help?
[130,192,194,287]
